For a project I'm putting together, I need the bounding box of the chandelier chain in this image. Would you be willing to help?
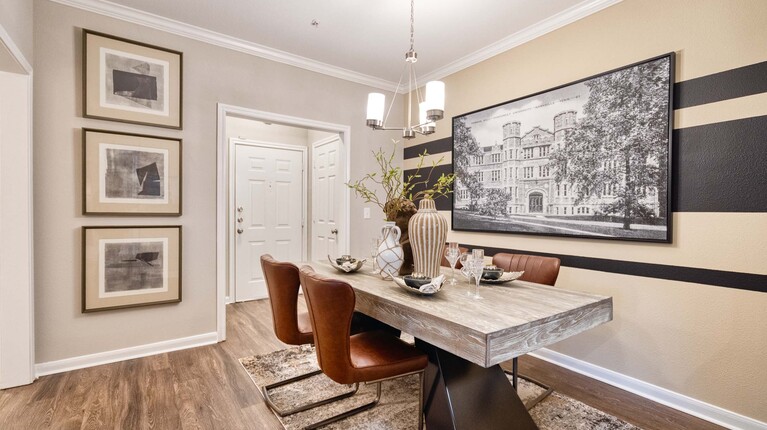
[409,0,415,52]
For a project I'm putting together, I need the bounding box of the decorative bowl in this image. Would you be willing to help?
[403,275,432,288]
[393,275,445,296]
[482,266,504,280]
[328,255,366,273]
[480,271,525,284]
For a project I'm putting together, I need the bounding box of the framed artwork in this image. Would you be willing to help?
[82,226,182,312]
[83,29,183,129]
[452,53,674,243]
[83,129,182,215]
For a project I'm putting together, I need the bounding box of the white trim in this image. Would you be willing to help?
[418,0,623,84]
[35,332,218,377]
[46,0,621,94]
[48,0,399,93]
[530,348,767,430]
[216,104,351,342]
[230,138,309,301]
[0,23,33,74]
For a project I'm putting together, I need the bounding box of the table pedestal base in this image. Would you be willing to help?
[416,340,539,430]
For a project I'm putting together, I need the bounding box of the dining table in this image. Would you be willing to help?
[302,261,613,430]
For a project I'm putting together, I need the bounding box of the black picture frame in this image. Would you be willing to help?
[452,53,675,243]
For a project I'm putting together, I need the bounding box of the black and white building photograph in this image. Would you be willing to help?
[99,238,168,298]
[99,143,168,203]
[453,54,673,242]
[101,49,169,116]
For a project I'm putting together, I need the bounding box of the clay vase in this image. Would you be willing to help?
[376,222,404,279]
[409,198,448,278]
[390,200,417,276]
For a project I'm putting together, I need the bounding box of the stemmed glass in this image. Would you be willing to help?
[444,242,460,285]
[370,238,381,273]
[467,249,484,299]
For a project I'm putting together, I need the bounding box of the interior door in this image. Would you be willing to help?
[235,143,304,301]
[312,136,344,260]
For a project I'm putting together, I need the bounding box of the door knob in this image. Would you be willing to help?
[237,228,244,234]
[330,229,339,234]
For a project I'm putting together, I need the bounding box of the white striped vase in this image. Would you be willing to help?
[408,198,448,278]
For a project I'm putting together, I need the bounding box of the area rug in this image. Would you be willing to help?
[240,345,640,430]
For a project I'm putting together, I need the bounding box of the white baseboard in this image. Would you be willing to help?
[529,348,767,430]
[35,332,218,377]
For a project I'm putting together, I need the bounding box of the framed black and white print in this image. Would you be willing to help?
[83,129,182,215]
[83,30,182,129]
[82,226,181,313]
[452,53,674,243]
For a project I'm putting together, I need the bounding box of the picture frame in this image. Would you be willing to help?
[82,226,182,313]
[83,128,182,216]
[452,53,674,243]
[83,29,183,129]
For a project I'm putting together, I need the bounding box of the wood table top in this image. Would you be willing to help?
[301,262,613,368]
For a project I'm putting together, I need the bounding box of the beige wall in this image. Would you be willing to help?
[0,0,33,65]
[405,0,767,422]
[33,0,401,363]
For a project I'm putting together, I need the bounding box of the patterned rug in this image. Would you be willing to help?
[240,345,640,430]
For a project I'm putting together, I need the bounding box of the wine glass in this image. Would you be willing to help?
[444,243,460,285]
[468,249,484,299]
[370,238,381,273]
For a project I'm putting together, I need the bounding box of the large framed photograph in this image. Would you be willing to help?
[452,53,674,243]
[83,29,182,129]
[82,226,182,312]
[83,129,182,215]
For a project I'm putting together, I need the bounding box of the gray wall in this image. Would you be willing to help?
[0,0,33,65]
[33,0,402,363]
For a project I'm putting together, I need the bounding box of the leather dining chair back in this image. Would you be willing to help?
[492,253,561,286]
[260,254,313,345]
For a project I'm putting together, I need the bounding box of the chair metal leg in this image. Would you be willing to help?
[303,381,382,430]
[504,357,554,410]
[303,369,426,430]
[262,369,360,417]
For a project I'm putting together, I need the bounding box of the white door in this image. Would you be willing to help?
[312,136,345,260]
[235,143,305,301]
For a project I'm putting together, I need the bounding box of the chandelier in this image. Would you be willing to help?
[365,0,445,139]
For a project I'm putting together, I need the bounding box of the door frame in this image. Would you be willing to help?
[216,104,351,341]
[310,134,346,261]
[230,138,308,302]
[0,25,35,388]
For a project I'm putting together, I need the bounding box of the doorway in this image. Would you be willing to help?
[216,104,351,340]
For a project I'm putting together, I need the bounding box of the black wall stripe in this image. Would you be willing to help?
[461,244,767,293]
[674,61,767,109]
[404,164,453,211]
[673,115,767,212]
[403,137,452,160]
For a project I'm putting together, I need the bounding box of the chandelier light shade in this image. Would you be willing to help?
[365,0,446,139]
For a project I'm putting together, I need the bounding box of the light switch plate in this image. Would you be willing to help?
[363,207,371,219]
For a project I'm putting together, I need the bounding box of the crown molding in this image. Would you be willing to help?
[418,0,623,83]
[0,23,33,74]
[48,0,400,92]
[49,0,621,94]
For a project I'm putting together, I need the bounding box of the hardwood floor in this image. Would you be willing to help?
[0,299,724,429]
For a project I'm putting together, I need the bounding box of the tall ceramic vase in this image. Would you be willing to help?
[409,198,448,278]
[376,222,404,279]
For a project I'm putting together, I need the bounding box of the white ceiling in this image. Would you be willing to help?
[61,0,621,91]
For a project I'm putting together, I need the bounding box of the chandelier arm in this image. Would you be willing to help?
[382,61,409,128]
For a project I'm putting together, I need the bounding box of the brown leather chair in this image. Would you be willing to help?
[491,252,561,409]
[299,266,427,430]
[440,244,469,269]
[259,255,360,416]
